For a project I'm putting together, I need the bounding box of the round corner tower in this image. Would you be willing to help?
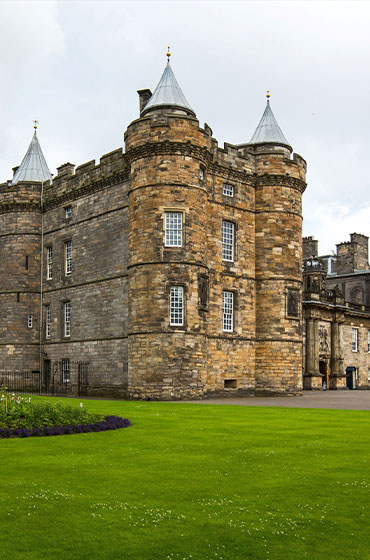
[125,58,212,399]
[0,129,52,374]
[249,95,307,394]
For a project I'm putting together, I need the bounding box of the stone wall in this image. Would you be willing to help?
[40,149,129,396]
[342,321,370,388]
[0,183,42,372]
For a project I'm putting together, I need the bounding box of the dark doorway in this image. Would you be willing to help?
[346,367,355,390]
[43,360,51,393]
[78,362,89,396]
[319,360,328,389]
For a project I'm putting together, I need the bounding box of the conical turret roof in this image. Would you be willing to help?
[249,94,291,149]
[12,131,52,185]
[142,60,195,117]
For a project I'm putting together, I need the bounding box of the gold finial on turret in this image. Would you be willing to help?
[167,45,171,62]
[266,90,270,102]
[33,119,38,131]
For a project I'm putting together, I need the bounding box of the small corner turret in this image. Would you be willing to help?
[140,48,195,118]
[248,90,292,155]
[12,122,52,185]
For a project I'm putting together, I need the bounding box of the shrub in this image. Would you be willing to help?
[0,392,130,438]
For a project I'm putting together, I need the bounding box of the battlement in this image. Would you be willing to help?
[43,147,128,206]
[0,182,42,208]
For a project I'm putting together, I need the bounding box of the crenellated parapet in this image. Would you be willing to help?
[43,148,128,210]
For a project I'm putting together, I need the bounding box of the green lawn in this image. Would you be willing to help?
[1,398,370,560]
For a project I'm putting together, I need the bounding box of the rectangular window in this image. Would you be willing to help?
[165,212,182,247]
[170,286,184,326]
[222,183,234,197]
[62,359,71,383]
[65,241,72,275]
[27,315,33,328]
[65,206,72,219]
[223,291,233,332]
[368,330,370,353]
[222,221,234,262]
[25,255,29,270]
[368,368,370,383]
[64,301,71,337]
[45,305,51,339]
[352,328,358,352]
[46,246,53,280]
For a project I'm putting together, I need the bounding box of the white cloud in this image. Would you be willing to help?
[0,0,368,255]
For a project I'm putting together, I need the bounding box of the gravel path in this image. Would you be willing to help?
[180,391,370,411]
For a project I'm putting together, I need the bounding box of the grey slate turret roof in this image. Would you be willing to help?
[142,61,195,116]
[12,131,52,185]
[249,97,291,149]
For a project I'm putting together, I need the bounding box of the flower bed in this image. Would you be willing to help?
[0,391,130,438]
[0,415,131,439]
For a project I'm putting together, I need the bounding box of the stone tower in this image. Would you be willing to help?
[124,60,307,398]
[246,92,306,393]
[0,128,52,373]
[125,56,210,399]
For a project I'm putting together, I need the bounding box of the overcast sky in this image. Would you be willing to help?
[0,0,369,255]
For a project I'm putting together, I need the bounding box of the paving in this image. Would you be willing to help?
[182,391,370,411]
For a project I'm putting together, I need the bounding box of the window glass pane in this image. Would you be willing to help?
[47,246,53,280]
[64,302,71,337]
[223,184,234,197]
[223,291,233,332]
[62,359,71,382]
[65,241,72,275]
[46,305,51,338]
[170,286,184,326]
[352,328,358,352]
[165,212,182,247]
[222,221,234,261]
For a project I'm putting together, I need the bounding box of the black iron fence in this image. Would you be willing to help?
[0,361,89,397]
[0,371,40,395]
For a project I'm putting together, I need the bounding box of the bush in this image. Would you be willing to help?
[0,393,130,438]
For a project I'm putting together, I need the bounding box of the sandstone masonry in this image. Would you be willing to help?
[0,59,308,398]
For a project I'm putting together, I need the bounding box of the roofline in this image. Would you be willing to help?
[141,103,196,118]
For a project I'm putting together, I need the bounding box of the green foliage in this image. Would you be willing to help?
[0,393,103,429]
[1,398,370,559]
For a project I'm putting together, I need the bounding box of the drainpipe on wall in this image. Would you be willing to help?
[39,181,44,394]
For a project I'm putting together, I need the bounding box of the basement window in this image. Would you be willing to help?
[224,379,237,389]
